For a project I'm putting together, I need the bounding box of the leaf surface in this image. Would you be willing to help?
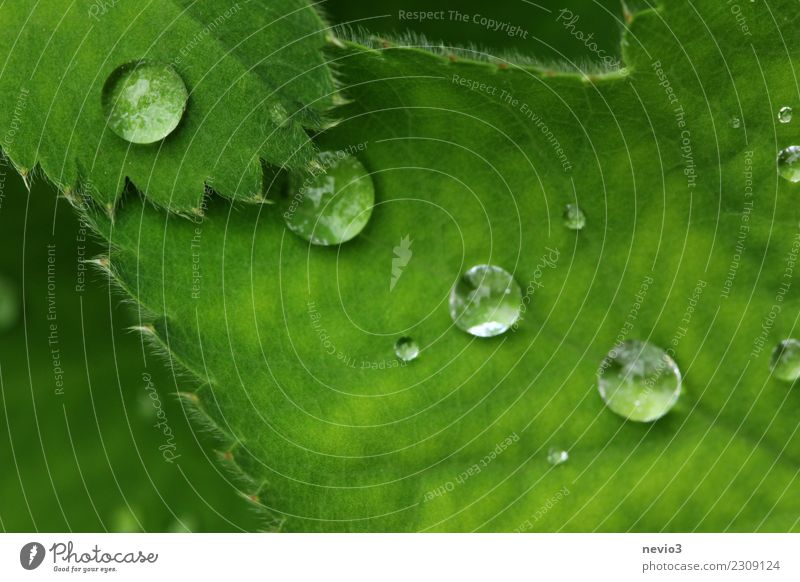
[8,0,800,531]
[0,0,334,211]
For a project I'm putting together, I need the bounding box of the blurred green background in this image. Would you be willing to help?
[0,0,621,532]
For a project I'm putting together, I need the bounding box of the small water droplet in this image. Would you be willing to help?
[102,60,188,144]
[394,337,420,362]
[449,264,522,338]
[0,275,19,333]
[770,339,800,382]
[778,106,793,124]
[547,447,569,466]
[777,146,800,183]
[563,203,586,231]
[729,116,741,129]
[283,152,374,245]
[597,339,681,422]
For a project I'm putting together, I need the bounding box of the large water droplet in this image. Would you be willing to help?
[563,203,586,231]
[0,275,19,333]
[102,60,188,144]
[547,447,569,466]
[770,339,800,382]
[778,106,793,124]
[597,339,681,422]
[283,152,374,245]
[449,265,522,338]
[394,337,419,362]
[777,146,800,183]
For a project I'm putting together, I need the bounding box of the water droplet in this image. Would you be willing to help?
[0,275,19,333]
[547,447,569,466]
[102,60,188,144]
[449,264,522,338]
[770,339,800,382]
[778,106,793,124]
[394,337,420,362]
[283,152,374,245]
[777,146,800,183]
[597,339,681,422]
[563,203,586,231]
[729,116,741,129]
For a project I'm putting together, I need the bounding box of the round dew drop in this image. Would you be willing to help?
[563,203,586,231]
[777,146,800,183]
[547,447,569,466]
[394,337,420,362]
[597,339,681,422]
[778,106,793,124]
[729,116,741,129]
[770,339,800,382]
[283,152,375,246]
[449,265,522,338]
[102,60,188,144]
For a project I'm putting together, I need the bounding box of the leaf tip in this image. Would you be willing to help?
[217,449,235,462]
[178,391,201,405]
[331,93,353,107]
[622,2,635,24]
[129,324,157,337]
[86,256,111,272]
[326,34,346,49]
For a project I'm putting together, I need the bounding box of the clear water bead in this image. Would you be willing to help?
[394,337,420,362]
[449,265,522,338]
[563,203,586,231]
[283,152,374,246]
[778,146,800,183]
[102,60,188,144]
[597,339,682,422]
[770,339,800,382]
[778,106,793,124]
[547,447,569,466]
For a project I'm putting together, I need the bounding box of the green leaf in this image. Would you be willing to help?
[0,169,258,532]
[9,0,800,531]
[0,0,334,212]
